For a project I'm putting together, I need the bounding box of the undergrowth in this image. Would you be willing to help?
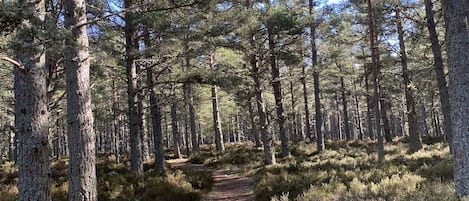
[0,156,211,201]
[253,139,458,201]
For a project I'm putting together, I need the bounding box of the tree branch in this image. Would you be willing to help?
[0,56,26,72]
[78,0,202,28]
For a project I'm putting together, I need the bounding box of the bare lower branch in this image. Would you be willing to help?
[0,56,26,71]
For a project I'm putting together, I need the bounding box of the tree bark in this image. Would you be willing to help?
[289,71,299,141]
[268,33,290,157]
[301,56,312,142]
[124,0,143,174]
[112,81,120,164]
[380,99,393,143]
[170,84,182,158]
[367,0,384,161]
[424,0,453,150]
[63,0,97,199]
[248,98,261,147]
[251,58,276,165]
[14,0,51,200]
[396,6,422,152]
[209,54,225,152]
[143,30,165,171]
[309,0,324,152]
[444,0,469,196]
[339,69,351,140]
[183,42,199,153]
[352,67,363,140]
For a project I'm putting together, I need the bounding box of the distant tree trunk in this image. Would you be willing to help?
[247,28,275,164]
[418,96,430,138]
[64,0,97,199]
[112,81,120,164]
[444,0,469,196]
[309,0,324,152]
[367,0,384,161]
[424,0,453,150]
[188,85,199,152]
[267,33,290,157]
[124,0,143,174]
[289,71,299,141]
[249,99,261,147]
[183,42,199,153]
[170,84,182,158]
[252,61,276,165]
[396,6,422,152]
[301,56,313,142]
[14,0,51,200]
[430,92,442,137]
[209,54,225,152]
[352,67,363,140]
[364,61,374,140]
[339,68,351,140]
[143,31,165,171]
[380,100,393,143]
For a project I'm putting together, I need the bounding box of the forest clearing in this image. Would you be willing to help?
[0,0,468,200]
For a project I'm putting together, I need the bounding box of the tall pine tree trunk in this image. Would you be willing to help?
[309,0,324,152]
[184,42,199,153]
[170,84,182,158]
[424,0,453,149]
[396,6,422,152]
[124,0,143,173]
[249,98,261,147]
[367,0,384,161]
[14,0,50,200]
[268,33,290,157]
[64,0,97,199]
[339,69,351,140]
[301,56,313,142]
[252,57,276,165]
[143,30,165,171]
[210,54,225,152]
[444,0,469,196]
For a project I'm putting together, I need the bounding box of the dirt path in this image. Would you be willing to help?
[167,159,255,201]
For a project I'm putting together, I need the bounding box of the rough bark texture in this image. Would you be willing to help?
[444,0,469,196]
[424,0,453,150]
[268,33,290,157]
[14,1,51,200]
[64,0,97,200]
[124,0,143,174]
[367,0,384,161]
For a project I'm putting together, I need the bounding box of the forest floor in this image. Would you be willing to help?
[168,158,255,201]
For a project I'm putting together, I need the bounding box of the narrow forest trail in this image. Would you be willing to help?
[167,159,255,201]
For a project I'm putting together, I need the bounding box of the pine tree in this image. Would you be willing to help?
[14,0,51,200]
